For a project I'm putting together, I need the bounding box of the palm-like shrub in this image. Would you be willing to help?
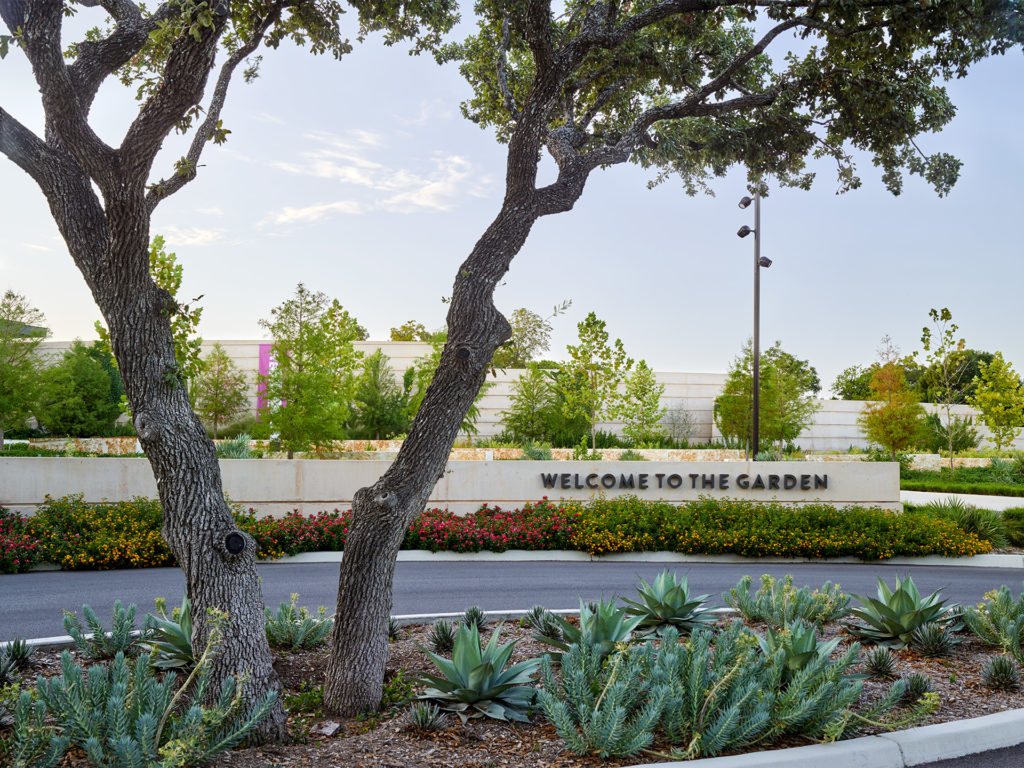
[538,640,665,758]
[846,576,955,649]
[536,598,643,663]
[724,574,850,629]
[145,595,195,671]
[623,570,716,635]
[62,601,142,659]
[414,623,539,722]
[264,594,333,650]
[963,584,1024,661]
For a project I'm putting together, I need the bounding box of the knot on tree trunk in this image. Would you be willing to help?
[212,528,253,564]
[134,410,158,442]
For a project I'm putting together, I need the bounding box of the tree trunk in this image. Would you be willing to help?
[324,198,535,715]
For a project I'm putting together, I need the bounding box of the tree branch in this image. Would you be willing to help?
[146,6,282,213]
[496,15,520,121]
[0,106,53,186]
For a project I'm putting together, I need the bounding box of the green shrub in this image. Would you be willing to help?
[216,433,254,459]
[62,601,142,659]
[963,583,1024,658]
[724,574,850,628]
[264,594,333,650]
[921,498,1008,549]
[618,449,646,461]
[519,441,552,460]
[1003,508,1024,547]
[922,414,980,454]
[757,620,843,686]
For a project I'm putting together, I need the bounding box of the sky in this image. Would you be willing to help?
[1,8,1022,397]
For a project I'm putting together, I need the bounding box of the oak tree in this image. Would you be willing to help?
[0,290,49,448]
[0,0,454,735]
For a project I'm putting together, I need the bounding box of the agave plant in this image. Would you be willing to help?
[414,622,539,722]
[846,576,956,649]
[536,598,643,663]
[622,570,717,635]
[756,620,843,686]
[145,594,195,670]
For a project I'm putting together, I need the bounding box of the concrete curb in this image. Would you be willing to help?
[255,549,1024,568]
[5,610,1023,768]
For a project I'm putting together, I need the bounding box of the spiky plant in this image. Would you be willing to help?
[3,637,33,670]
[536,598,643,664]
[723,574,851,629]
[982,656,1021,692]
[462,605,488,632]
[264,594,333,650]
[756,620,842,687]
[405,702,446,733]
[925,499,1008,549]
[902,672,933,702]
[62,601,141,659]
[538,638,665,758]
[910,624,957,658]
[623,570,717,635]
[524,605,548,631]
[145,594,195,671]
[414,622,539,722]
[846,576,956,649]
[429,620,456,654]
[864,648,897,679]
[0,649,19,685]
[963,584,1024,661]
[389,617,404,642]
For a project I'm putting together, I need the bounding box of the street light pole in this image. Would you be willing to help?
[737,192,771,459]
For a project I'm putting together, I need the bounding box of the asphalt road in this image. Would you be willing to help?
[3,559,1023,641]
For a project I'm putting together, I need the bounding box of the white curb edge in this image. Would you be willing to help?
[4,609,1022,768]
[251,549,1024,568]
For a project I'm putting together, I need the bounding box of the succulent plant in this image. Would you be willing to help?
[264,594,333,650]
[462,605,488,632]
[864,647,897,679]
[982,656,1021,692]
[536,598,644,664]
[3,637,33,669]
[756,620,842,686]
[623,570,717,635]
[846,576,956,649]
[145,594,195,670]
[405,701,446,733]
[910,623,958,658]
[429,619,456,655]
[414,623,539,722]
[388,617,403,642]
[902,672,933,702]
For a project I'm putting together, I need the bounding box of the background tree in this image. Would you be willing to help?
[324,0,1023,716]
[714,341,818,453]
[831,365,874,401]
[0,290,49,448]
[404,330,489,438]
[919,308,972,468]
[491,300,571,368]
[36,341,121,437]
[258,284,364,457]
[560,312,633,451]
[499,362,554,442]
[350,350,410,440]
[389,321,436,342]
[616,360,666,446]
[968,352,1024,451]
[858,362,927,461]
[194,344,249,439]
[0,0,455,732]
[917,348,994,404]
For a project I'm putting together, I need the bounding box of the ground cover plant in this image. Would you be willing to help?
[6,573,1024,767]
[4,495,993,572]
[901,460,1024,497]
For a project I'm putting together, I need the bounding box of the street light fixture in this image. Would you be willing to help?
[736,191,772,459]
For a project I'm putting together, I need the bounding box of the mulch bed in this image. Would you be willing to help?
[8,618,1023,768]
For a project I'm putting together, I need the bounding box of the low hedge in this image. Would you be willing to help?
[901,479,1024,497]
[1,494,991,572]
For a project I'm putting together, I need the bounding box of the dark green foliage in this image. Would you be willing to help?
[538,640,664,757]
[536,598,643,664]
[145,595,195,671]
[36,341,121,437]
[618,449,645,461]
[429,620,456,655]
[910,624,957,657]
[925,500,1009,549]
[982,656,1021,692]
[3,637,32,669]
[847,576,956,649]
[462,605,488,632]
[1004,508,1024,548]
[26,649,276,768]
[864,648,897,679]
[215,433,254,459]
[350,350,411,441]
[264,595,333,650]
[903,673,933,702]
[902,479,1024,498]
[405,701,446,733]
[519,440,552,460]
[921,414,980,454]
[724,574,851,629]
[414,623,539,722]
[62,601,141,659]
[388,617,403,642]
[623,570,717,635]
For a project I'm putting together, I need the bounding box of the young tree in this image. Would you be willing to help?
[968,352,1024,451]
[36,341,121,437]
[258,284,364,457]
[831,365,874,401]
[858,362,927,461]
[616,360,666,446]
[194,344,249,439]
[919,308,972,468]
[560,312,633,451]
[491,301,571,368]
[0,290,49,448]
[324,0,1023,716]
[0,0,455,733]
[351,350,410,440]
[499,362,554,442]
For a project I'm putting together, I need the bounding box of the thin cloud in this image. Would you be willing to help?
[160,226,225,246]
[196,207,224,216]
[271,200,366,224]
[252,111,286,125]
[21,242,52,252]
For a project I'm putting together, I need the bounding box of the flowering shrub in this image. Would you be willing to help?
[0,507,41,574]
[404,499,580,553]
[569,496,991,560]
[236,508,350,559]
[26,494,173,569]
